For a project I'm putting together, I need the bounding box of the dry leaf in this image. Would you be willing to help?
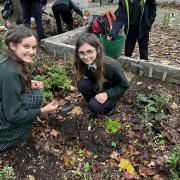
[71,106,83,115]
[50,129,60,137]
[139,166,156,177]
[136,81,143,85]
[153,175,165,180]
[118,158,135,175]
[69,85,76,91]
[171,102,178,109]
[63,154,70,167]
[65,96,72,100]
[28,175,35,180]
[110,151,120,161]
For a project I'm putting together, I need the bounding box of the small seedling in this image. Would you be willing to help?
[105,118,121,133]
[0,165,15,180]
[166,145,180,179]
[111,140,117,147]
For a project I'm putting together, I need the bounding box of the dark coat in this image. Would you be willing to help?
[109,0,157,39]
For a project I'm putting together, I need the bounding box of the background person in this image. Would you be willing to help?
[52,0,83,34]
[108,0,157,60]
[74,33,129,118]
[20,0,47,39]
[0,26,58,151]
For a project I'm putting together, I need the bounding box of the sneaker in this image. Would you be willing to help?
[105,107,116,116]
[61,101,74,112]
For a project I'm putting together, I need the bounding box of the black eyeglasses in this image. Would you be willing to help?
[78,49,96,57]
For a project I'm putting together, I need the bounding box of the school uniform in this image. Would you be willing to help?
[77,56,129,113]
[52,0,83,34]
[0,55,43,151]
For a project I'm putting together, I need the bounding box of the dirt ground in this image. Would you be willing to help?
[0,2,180,180]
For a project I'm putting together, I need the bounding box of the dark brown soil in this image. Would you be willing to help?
[1,73,179,179]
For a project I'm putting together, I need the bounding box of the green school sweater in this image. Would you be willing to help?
[0,55,41,151]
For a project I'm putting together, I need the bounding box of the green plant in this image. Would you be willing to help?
[105,118,121,133]
[0,165,15,180]
[166,145,180,180]
[83,162,91,173]
[137,93,169,122]
[111,140,117,147]
[34,65,71,102]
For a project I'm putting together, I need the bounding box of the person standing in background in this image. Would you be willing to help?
[108,0,157,60]
[52,0,83,34]
[20,0,47,40]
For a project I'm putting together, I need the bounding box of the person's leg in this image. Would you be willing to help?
[20,0,31,26]
[124,30,137,57]
[31,1,45,39]
[52,4,63,34]
[77,78,96,102]
[60,5,74,31]
[138,31,149,60]
[88,97,117,113]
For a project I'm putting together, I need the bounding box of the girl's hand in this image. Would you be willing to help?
[40,100,59,113]
[31,80,44,89]
[95,92,108,104]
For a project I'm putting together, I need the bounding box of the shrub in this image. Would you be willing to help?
[105,118,121,133]
[137,93,169,122]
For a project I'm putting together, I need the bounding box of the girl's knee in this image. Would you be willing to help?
[88,98,104,113]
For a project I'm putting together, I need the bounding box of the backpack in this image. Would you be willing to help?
[89,11,116,37]
[1,0,13,19]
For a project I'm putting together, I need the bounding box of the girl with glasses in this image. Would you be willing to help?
[74,33,130,119]
[0,26,59,151]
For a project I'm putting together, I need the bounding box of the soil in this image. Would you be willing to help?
[0,3,180,180]
[0,68,179,179]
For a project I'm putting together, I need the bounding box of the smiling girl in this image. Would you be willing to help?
[74,33,130,118]
[0,26,59,151]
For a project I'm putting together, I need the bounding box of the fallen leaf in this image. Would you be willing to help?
[28,175,35,180]
[69,85,76,91]
[71,106,83,115]
[171,102,178,109]
[65,95,72,100]
[119,158,135,175]
[50,129,60,137]
[110,151,120,161]
[63,154,70,167]
[136,81,143,85]
[153,175,165,180]
[139,166,156,177]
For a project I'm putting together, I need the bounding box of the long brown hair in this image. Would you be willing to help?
[74,33,104,90]
[5,26,38,92]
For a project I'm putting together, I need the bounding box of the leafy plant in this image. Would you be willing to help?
[137,93,169,122]
[34,64,71,102]
[111,140,117,147]
[0,165,16,180]
[105,118,121,133]
[166,145,180,180]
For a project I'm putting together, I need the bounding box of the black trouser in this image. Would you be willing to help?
[52,4,73,34]
[77,78,118,113]
[20,0,45,40]
[125,29,149,60]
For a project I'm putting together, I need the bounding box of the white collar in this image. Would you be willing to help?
[88,63,97,70]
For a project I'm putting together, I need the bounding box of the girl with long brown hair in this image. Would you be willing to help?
[0,26,58,151]
[74,33,130,118]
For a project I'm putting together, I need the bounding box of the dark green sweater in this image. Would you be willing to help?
[53,0,83,17]
[85,56,130,98]
[0,55,41,151]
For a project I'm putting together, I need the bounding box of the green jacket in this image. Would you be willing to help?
[85,56,130,98]
[53,0,83,17]
[0,55,42,151]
